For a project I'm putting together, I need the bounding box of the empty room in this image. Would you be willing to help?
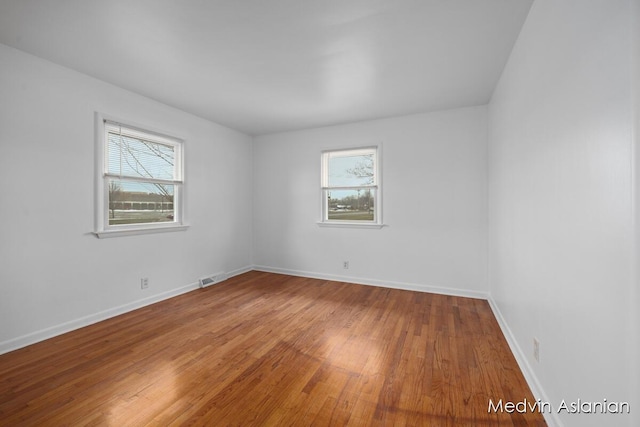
[0,0,638,426]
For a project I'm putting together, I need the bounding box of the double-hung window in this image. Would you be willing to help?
[95,117,186,237]
[320,147,382,227]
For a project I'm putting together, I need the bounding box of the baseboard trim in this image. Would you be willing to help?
[252,265,489,300]
[487,297,561,427]
[0,265,253,356]
[227,265,254,278]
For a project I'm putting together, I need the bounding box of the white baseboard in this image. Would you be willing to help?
[487,297,561,427]
[252,265,489,300]
[227,265,253,277]
[0,265,253,356]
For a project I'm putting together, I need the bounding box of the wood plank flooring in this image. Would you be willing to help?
[0,271,546,426]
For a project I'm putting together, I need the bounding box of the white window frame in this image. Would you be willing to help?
[93,113,188,238]
[318,146,384,229]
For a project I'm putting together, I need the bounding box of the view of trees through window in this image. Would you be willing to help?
[106,125,179,226]
[327,189,374,220]
[108,180,174,225]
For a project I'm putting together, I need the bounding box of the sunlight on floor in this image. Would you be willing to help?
[107,361,178,426]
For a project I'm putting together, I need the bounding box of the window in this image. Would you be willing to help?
[94,116,186,238]
[320,147,382,227]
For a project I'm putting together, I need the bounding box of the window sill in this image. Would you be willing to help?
[316,221,386,229]
[93,224,189,239]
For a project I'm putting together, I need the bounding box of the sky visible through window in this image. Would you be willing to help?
[328,154,373,186]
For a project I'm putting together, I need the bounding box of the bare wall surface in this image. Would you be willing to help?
[488,0,637,426]
[0,44,253,351]
[632,0,640,421]
[253,107,488,297]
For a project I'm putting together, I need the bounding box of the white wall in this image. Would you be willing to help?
[488,1,637,426]
[0,44,253,352]
[632,0,640,420]
[253,107,488,297]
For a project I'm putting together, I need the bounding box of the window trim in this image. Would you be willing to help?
[318,145,385,229]
[93,113,188,238]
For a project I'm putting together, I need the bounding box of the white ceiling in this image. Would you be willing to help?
[0,0,533,136]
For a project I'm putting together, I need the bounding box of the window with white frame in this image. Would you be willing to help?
[95,118,185,237]
[321,147,381,226]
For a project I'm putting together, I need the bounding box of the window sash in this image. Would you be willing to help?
[324,188,377,222]
[321,147,377,188]
[103,179,183,228]
[106,176,177,224]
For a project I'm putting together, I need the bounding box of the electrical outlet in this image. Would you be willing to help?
[533,338,540,362]
[141,277,149,289]
[343,261,349,269]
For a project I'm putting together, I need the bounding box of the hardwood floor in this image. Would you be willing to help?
[0,271,546,426]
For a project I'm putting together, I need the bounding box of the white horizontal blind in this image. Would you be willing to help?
[104,121,182,184]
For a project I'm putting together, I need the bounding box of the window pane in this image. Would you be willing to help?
[328,153,374,187]
[108,179,175,225]
[327,189,375,221]
[107,132,175,180]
